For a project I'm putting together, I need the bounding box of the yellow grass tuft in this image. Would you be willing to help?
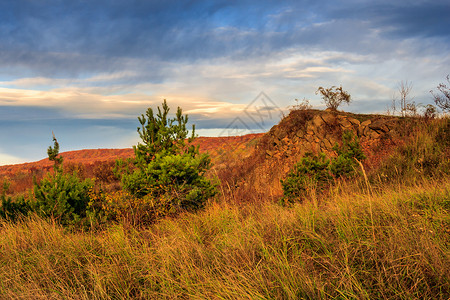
[1,176,449,299]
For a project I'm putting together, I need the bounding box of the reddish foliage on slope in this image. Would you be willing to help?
[0,134,263,196]
[0,149,134,177]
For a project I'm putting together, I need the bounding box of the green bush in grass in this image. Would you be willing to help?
[32,135,93,226]
[116,100,216,218]
[329,130,366,178]
[282,130,365,203]
[281,152,332,203]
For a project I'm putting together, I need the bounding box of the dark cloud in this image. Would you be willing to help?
[364,3,450,40]
[326,1,450,39]
[1,1,234,56]
[1,0,448,79]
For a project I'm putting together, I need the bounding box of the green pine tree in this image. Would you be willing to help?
[117,100,216,215]
[33,134,93,226]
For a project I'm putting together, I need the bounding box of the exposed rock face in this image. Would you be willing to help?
[250,109,401,197]
[262,110,398,158]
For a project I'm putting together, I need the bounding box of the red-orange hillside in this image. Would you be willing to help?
[0,134,263,177]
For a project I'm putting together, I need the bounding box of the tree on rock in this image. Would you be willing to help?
[316,85,351,110]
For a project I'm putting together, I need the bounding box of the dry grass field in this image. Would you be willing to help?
[0,111,449,299]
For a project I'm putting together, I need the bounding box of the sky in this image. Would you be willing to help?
[0,0,449,165]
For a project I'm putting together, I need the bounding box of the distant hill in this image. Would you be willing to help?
[0,134,263,195]
[0,134,262,175]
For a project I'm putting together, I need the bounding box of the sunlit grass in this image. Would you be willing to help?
[1,176,448,299]
[0,115,448,298]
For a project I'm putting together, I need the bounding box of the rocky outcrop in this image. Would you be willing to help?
[262,110,398,159]
[247,109,401,197]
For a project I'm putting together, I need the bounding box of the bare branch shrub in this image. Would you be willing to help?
[316,85,351,110]
[290,98,312,112]
[431,75,450,113]
[397,80,414,117]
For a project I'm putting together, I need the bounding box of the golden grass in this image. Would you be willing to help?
[0,176,449,299]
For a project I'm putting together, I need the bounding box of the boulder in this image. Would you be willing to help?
[359,120,372,136]
[348,117,361,126]
[321,113,336,125]
[369,130,381,139]
[338,117,353,129]
[323,137,333,149]
[313,114,325,125]
[361,120,372,127]
[369,119,389,132]
[272,126,286,140]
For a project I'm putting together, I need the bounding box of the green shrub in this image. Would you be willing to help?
[0,194,32,221]
[1,136,94,226]
[329,130,365,178]
[33,172,93,226]
[281,152,332,203]
[116,100,217,219]
[32,135,93,226]
[282,130,366,203]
